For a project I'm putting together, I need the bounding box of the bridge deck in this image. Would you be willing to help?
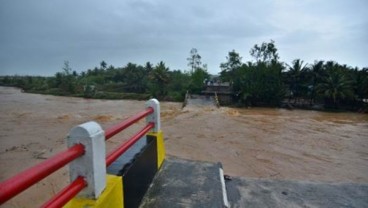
[185,95,217,108]
[139,157,368,208]
[226,177,368,208]
[140,157,227,208]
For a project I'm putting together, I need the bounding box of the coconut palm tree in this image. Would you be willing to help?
[317,69,353,107]
[309,60,324,104]
[121,63,147,93]
[149,61,170,97]
[286,59,308,103]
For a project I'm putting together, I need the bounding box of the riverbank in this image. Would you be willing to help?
[1,86,367,207]
[3,82,367,113]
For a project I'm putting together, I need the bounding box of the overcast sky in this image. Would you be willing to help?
[0,0,367,76]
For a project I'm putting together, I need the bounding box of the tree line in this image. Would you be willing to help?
[0,40,367,111]
[0,53,209,102]
[220,40,367,111]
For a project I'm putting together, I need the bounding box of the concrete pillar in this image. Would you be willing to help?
[146,99,165,169]
[146,98,160,132]
[67,121,106,199]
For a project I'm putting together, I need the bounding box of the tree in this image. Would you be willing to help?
[189,67,210,94]
[55,61,77,94]
[72,70,78,77]
[145,62,153,74]
[220,50,242,81]
[121,63,147,93]
[306,60,324,104]
[187,48,202,73]
[100,61,107,70]
[149,61,170,97]
[167,70,191,101]
[250,40,279,63]
[62,61,72,76]
[317,69,353,107]
[286,59,308,103]
[228,41,284,106]
[235,62,285,106]
[354,68,368,100]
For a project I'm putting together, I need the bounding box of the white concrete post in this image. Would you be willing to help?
[67,121,106,199]
[146,98,160,132]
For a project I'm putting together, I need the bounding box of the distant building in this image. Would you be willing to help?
[202,77,233,105]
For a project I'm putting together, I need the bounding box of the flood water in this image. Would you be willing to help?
[0,86,368,207]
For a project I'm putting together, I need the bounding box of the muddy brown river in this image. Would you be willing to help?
[1,86,367,207]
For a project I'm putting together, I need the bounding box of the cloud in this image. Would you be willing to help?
[0,0,367,76]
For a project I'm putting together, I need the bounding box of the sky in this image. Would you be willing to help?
[0,0,367,76]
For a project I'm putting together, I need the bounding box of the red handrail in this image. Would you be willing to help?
[105,107,154,140]
[41,176,87,208]
[0,144,85,205]
[106,122,154,166]
[0,106,156,206]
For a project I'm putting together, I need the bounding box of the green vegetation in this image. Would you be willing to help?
[221,40,368,111]
[0,50,208,102]
[0,42,367,111]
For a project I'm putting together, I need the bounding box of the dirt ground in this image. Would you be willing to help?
[1,87,367,207]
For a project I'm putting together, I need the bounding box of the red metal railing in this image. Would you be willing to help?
[0,144,85,205]
[41,176,87,208]
[106,122,154,166]
[105,107,154,140]
[0,106,154,207]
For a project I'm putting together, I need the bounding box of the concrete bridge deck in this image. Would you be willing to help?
[226,177,368,208]
[140,157,227,208]
[139,158,368,208]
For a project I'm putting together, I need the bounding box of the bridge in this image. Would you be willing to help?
[1,99,367,207]
[184,94,219,109]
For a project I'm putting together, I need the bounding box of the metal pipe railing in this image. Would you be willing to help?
[41,176,87,208]
[0,99,160,206]
[105,107,154,140]
[106,122,154,166]
[0,144,85,205]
